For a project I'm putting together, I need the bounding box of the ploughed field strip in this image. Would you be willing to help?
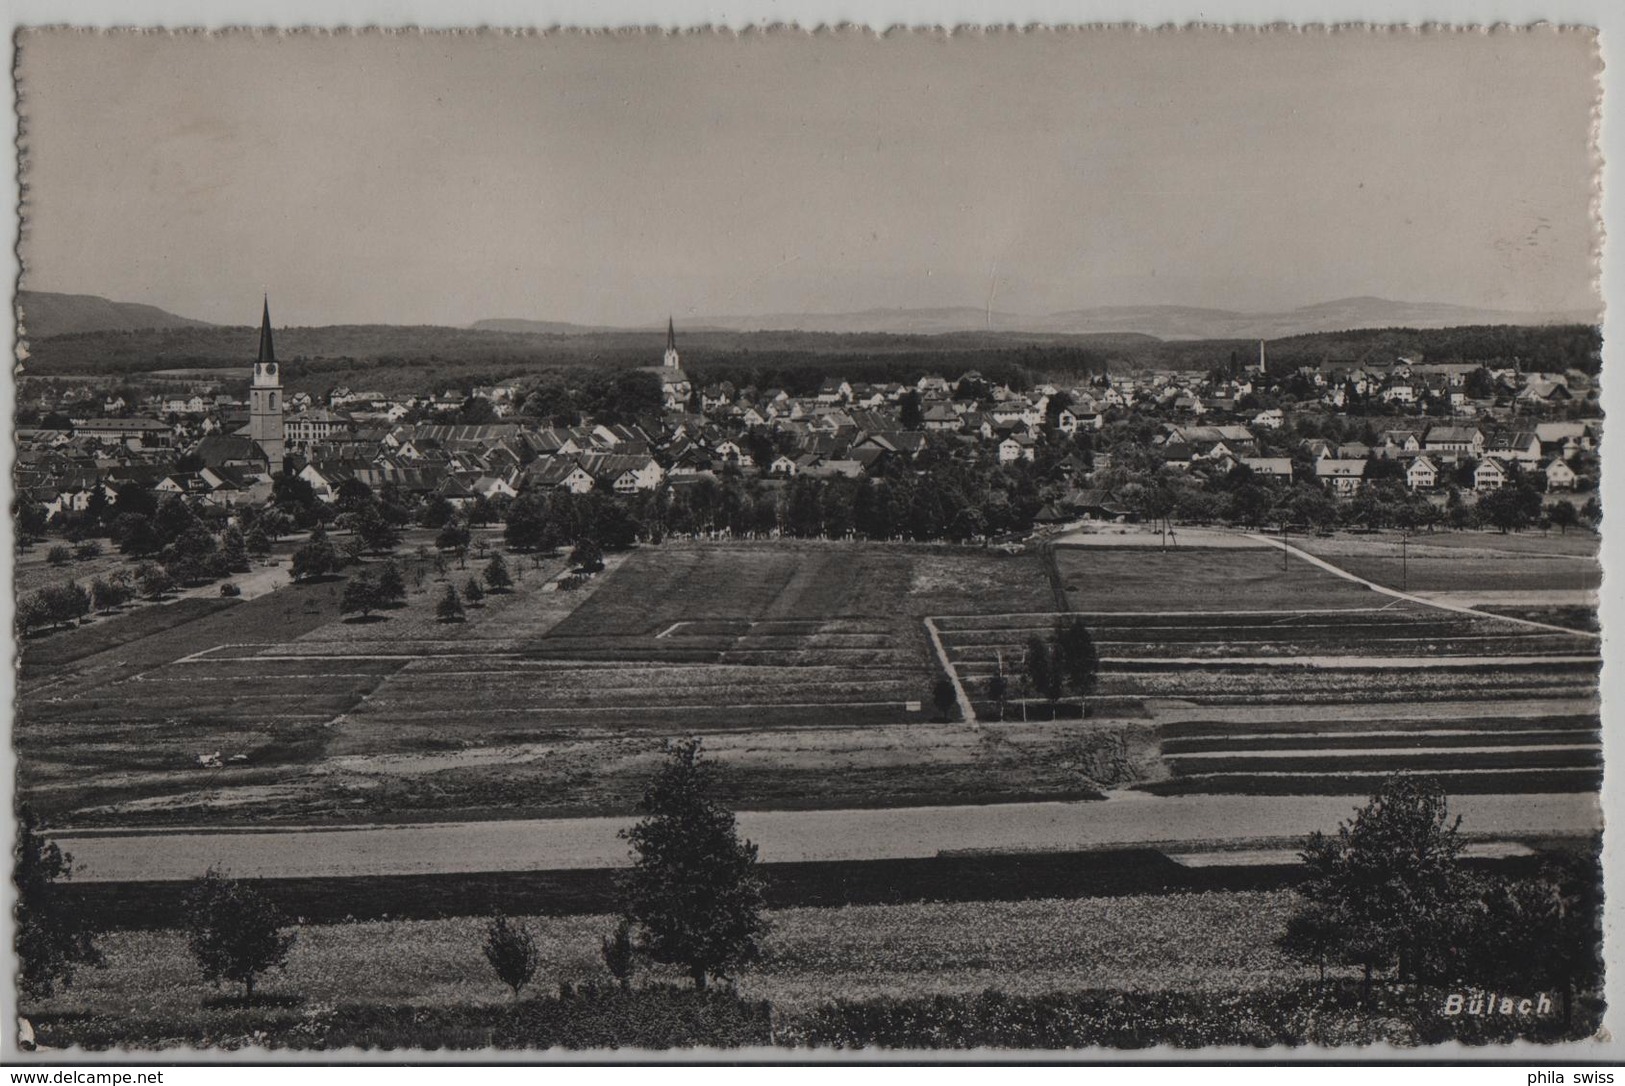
[935,605,1600,795]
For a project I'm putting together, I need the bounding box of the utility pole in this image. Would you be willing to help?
[1401,529,1409,592]
[1282,519,1290,571]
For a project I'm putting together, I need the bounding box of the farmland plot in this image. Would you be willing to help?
[20,541,1079,826]
[934,541,1600,797]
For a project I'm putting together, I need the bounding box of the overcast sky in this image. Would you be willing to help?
[16,28,1602,328]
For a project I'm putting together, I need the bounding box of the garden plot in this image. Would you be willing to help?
[1148,704,1601,795]
[931,583,1599,795]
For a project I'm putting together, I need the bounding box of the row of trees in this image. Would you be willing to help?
[18,739,766,1004]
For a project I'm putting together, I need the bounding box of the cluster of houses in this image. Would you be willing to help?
[1299,421,1597,495]
[14,317,1602,528]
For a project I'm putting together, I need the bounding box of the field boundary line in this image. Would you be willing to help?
[935,608,1396,619]
[1245,533,1600,640]
[923,616,977,725]
[352,699,925,716]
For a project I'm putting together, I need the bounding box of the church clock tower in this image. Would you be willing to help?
[248,296,285,468]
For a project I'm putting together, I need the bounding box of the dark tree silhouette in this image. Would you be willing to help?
[619,738,766,990]
[15,806,104,998]
[183,869,297,999]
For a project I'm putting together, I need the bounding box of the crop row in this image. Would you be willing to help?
[1139,767,1602,796]
[345,702,925,731]
[1162,728,1599,754]
[1165,746,1599,777]
[1159,711,1598,739]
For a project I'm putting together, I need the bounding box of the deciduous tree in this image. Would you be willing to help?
[620,738,766,990]
[182,869,297,999]
[482,915,541,1002]
[15,806,104,998]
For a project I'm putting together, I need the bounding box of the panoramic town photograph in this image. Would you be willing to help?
[8,27,1608,1055]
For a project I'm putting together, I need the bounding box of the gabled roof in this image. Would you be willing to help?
[1315,459,1367,478]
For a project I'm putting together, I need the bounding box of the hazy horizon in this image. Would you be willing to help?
[17,29,1603,329]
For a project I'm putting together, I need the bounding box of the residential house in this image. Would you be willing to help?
[1315,459,1367,496]
[1544,458,1578,491]
[1486,431,1542,469]
[1423,425,1485,458]
[526,458,596,493]
[997,435,1036,463]
[1405,455,1439,491]
[1238,457,1293,482]
[1473,457,1509,492]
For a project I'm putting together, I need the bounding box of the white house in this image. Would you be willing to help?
[1405,455,1439,491]
[1473,457,1509,492]
[1544,458,1577,491]
[997,435,1036,463]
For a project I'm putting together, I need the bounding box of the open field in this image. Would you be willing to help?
[13,890,1313,1019]
[19,529,1601,828]
[1050,545,1380,611]
[19,542,1074,827]
[1294,532,1601,596]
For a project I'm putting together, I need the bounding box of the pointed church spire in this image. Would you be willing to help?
[258,295,276,363]
[667,316,676,351]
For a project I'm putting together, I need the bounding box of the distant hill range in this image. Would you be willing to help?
[495,297,1593,340]
[17,290,213,338]
[23,290,1595,344]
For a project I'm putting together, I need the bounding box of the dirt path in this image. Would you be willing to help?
[52,792,1601,883]
[1245,533,1598,639]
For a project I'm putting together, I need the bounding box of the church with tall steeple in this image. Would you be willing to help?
[655,316,691,410]
[247,296,285,468]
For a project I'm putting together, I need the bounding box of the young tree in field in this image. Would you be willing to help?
[375,559,407,607]
[984,670,1010,722]
[219,526,250,572]
[16,593,51,636]
[1294,775,1469,1001]
[135,561,176,600]
[931,676,958,721]
[1546,500,1581,534]
[482,915,541,1002]
[483,553,513,593]
[290,528,340,582]
[570,536,605,573]
[244,523,273,559]
[340,572,384,620]
[90,576,129,614]
[1277,900,1338,985]
[350,499,402,554]
[464,576,486,606]
[182,868,297,999]
[435,583,465,623]
[15,805,104,998]
[1053,617,1101,712]
[620,738,766,991]
[437,520,472,568]
[601,917,636,992]
[504,494,550,552]
[39,581,91,629]
[1023,633,1062,711]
